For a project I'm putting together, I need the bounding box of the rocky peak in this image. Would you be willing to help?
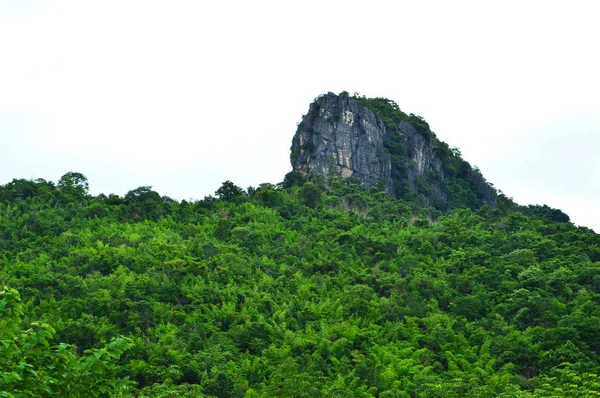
[291,92,393,194]
[291,92,497,210]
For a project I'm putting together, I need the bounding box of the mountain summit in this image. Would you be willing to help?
[291,92,497,211]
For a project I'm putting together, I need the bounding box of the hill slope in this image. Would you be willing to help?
[1,169,599,396]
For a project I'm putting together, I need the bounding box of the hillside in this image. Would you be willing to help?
[1,95,600,397]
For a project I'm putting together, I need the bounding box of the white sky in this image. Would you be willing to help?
[1,1,599,232]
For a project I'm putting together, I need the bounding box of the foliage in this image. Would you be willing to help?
[0,287,132,397]
[215,181,246,203]
[0,173,598,396]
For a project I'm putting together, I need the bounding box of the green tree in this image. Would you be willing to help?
[0,287,132,397]
[299,181,322,208]
[57,172,89,203]
[215,180,246,202]
[123,186,165,220]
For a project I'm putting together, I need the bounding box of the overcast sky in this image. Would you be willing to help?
[1,1,599,232]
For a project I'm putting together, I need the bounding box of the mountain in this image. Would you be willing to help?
[291,92,497,211]
[1,96,599,397]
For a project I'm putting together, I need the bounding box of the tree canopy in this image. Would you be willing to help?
[0,173,599,396]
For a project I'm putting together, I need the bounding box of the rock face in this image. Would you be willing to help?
[399,120,447,203]
[291,92,497,210]
[291,93,394,194]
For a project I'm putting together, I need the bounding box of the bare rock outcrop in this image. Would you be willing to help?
[291,92,497,210]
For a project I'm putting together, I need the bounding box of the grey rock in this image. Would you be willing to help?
[291,92,393,195]
[291,92,497,210]
[398,120,447,204]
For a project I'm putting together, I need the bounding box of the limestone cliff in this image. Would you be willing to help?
[291,92,497,210]
[291,93,393,194]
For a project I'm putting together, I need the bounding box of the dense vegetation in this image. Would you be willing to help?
[1,172,599,397]
[353,94,496,211]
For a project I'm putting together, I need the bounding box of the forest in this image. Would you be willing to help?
[1,170,599,397]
